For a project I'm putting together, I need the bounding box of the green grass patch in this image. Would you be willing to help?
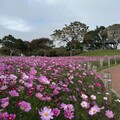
[80,50,120,56]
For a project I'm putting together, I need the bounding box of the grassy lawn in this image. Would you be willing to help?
[80,50,120,56]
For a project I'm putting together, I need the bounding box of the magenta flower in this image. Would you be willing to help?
[19,101,31,112]
[105,110,114,119]
[38,107,54,120]
[9,90,19,97]
[53,89,59,95]
[64,110,74,120]
[6,114,16,120]
[53,108,60,117]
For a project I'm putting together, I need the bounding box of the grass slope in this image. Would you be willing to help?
[80,50,120,56]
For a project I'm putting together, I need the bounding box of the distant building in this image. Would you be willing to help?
[104,40,117,49]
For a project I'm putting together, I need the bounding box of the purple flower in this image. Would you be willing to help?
[64,110,74,120]
[105,110,114,119]
[9,90,19,97]
[38,107,54,120]
[19,101,31,112]
[53,108,60,117]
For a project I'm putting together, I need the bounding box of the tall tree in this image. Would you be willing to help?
[0,34,26,56]
[51,21,89,56]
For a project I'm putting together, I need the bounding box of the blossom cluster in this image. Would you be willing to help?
[0,56,118,119]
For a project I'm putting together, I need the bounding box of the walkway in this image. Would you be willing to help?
[99,65,120,97]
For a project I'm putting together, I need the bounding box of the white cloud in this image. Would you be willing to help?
[0,17,32,32]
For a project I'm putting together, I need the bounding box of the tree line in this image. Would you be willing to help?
[0,21,120,56]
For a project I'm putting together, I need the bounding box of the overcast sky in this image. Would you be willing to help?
[0,0,119,41]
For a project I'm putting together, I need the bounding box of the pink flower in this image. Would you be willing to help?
[35,93,43,99]
[38,76,50,84]
[38,107,54,120]
[9,90,19,97]
[105,110,114,119]
[64,110,74,120]
[53,89,59,95]
[1,102,9,108]
[88,105,100,116]
[29,68,37,75]
[19,101,31,112]
[53,108,60,117]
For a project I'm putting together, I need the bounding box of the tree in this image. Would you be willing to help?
[0,34,27,56]
[51,21,89,56]
[30,38,53,56]
[83,26,107,50]
[106,24,120,42]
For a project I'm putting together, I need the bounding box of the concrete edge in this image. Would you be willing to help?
[111,88,120,98]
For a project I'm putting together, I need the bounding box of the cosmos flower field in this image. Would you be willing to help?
[0,56,120,120]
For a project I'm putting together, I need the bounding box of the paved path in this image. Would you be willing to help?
[99,65,120,97]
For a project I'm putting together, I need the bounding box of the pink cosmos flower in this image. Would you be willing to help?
[88,105,100,116]
[19,101,31,112]
[29,68,37,75]
[38,107,54,120]
[64,110,74,120]
[105,110,114,119]
[38,76,50,84]
[35,93,43,99]
[1,102,9,108]
[53,108,60,117]
[9,90,19,97]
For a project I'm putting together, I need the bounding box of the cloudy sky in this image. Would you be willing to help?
[0,0,119,41]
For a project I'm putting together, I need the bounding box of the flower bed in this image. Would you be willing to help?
[0,56,120,120]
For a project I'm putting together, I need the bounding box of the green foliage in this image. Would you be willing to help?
[0,34,27,56]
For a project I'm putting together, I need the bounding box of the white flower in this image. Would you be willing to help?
[90,95,96,100]
[106,93,109,95]
[103,97,108,100]
[81,94,88,99]
[80,101,89,109]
